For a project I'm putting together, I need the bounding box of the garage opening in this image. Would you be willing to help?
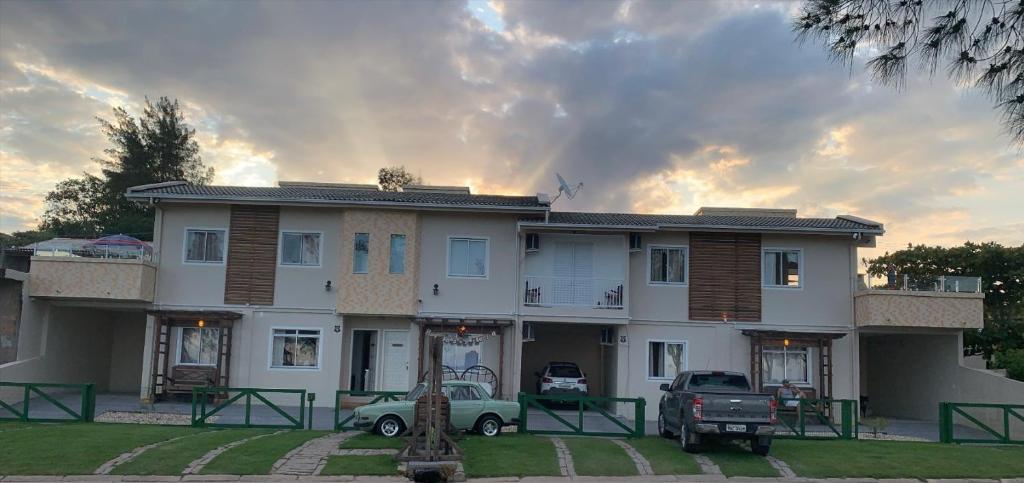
[520,322,618,398]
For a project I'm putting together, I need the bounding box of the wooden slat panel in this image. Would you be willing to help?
[224,205,279,305]
[689,232,761,322]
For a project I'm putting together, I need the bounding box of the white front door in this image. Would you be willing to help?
[381,330,410,391]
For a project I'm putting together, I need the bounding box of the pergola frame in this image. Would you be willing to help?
[742,329,846,405]
[413,317,513,398]
[146,310,242,401]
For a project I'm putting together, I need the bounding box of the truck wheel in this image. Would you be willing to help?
[751,437,771,456]
[680,425,701,453]
[658,412,673,438]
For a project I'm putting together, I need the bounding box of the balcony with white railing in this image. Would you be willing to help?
[523,275,625,309]
[855,274,984,330]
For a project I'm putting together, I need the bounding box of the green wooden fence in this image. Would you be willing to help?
[939,402,1024,444]
[333,390,406,430]
[191,387,306,429]
[774,398,858,440]
[0,382,95,423]
[516,392,646,438]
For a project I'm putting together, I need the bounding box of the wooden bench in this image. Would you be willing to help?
[165,365,217,395]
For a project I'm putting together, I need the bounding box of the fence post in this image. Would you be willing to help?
[840,399,853,439]
[83,384,96,422]
[938,402,951,443]
[333,391,341,431]
[634,398,646,438]
[517,392,527,434]
[22,385,30,422]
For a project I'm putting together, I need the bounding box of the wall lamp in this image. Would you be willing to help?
[325,280,333,292]
[433,284,440,296]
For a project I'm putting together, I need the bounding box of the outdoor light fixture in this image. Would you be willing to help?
[433,283,439,296]
[784,338,791,347]
[197,319,206,328]
[325,280,332,291]
[457,325,468,337]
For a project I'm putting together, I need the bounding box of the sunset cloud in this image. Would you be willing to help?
[0,0,1020,256]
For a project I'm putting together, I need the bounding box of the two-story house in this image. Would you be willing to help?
[3,179,1002,425]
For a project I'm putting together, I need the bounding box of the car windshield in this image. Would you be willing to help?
[405,383,427,401]
[548,365,582,378]
[688,374,750,391]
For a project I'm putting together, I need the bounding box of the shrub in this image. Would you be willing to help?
[995,349,1024,381]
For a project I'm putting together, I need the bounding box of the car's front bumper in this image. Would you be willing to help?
[353,417,374,430]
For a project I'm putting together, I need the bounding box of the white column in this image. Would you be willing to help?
[139,314,156,404]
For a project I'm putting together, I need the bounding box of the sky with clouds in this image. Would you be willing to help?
[1,0,1021,261]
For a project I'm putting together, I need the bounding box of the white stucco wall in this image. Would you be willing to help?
[275,207,342,310]
[154,204,231,307]
[761,234,854,327]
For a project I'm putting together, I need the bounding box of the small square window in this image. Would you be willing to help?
[179,327,219,366]
[271,328,321,369]
[448,238,487,277]
[185,229,225,263]
[649,246,687,284]
[764,249,801,287]
[281,232,321,266]
[648,341,687,379]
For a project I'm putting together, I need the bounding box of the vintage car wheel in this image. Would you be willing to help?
[476,414,503,437]
[375,415,405,438]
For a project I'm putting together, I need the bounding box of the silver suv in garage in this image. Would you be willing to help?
[535,361,588,397]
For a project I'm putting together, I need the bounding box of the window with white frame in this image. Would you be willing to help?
[448,237,487,277]
[185,229,225,263]
[270,328,321,369]
[178,327,219,366]
[389,234,406,274]
[761,346,810,385]
[649,246,687,284]
[281,232,321,266]
[648,340,687,379]
[763,249,802,287]
[353,233,369,274]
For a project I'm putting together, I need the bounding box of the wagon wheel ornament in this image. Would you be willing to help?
[461,365,499,397]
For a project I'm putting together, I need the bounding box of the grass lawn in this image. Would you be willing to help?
[563,437,638,477]
[0,423,201,475]
[628,437,702,475]
[460,434,561,478]
[112,428,273,475]
[320,455,398,476]
[773,439,1024,479]
[200,430,328,475]
[702,442,779,477]
[340,432,406,450]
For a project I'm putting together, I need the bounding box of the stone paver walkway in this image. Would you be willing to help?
[94,433,199,475]
[271,431,358,476]
[4,476,1023,482]
[766,455,796,478]
[691,454,723,476]
[548,437,576,478]
[183,430,289,475]
[611,439,653,476]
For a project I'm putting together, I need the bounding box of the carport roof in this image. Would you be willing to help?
[521,211,884,235]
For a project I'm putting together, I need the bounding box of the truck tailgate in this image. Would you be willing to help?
[701,393,773,423]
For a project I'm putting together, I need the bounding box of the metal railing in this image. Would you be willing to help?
[774,398,858,440]
[523,276,624,308]
[333,390,406,430]
[859,274,982,293]
[516,392,645,438]
[30,247,152,260]
[191,387,307,429]
[939,402,1024,444]
[0,382,95,423]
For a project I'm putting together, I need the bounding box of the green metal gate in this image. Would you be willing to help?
[939,402,1024,444]
[333,390,406,430]
[774,398,858,440]
[191,387,306,429]
[516,392,646,438]
[0,382,96,423]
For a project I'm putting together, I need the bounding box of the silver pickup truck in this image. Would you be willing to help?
[657,371,777,455]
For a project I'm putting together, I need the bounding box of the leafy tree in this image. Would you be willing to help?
[795,0,1024,144]
[40,97,213,239]
[865,242,1024,359]
[377,166,421,191]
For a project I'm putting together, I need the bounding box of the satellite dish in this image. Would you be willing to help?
[553,173,583,203]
